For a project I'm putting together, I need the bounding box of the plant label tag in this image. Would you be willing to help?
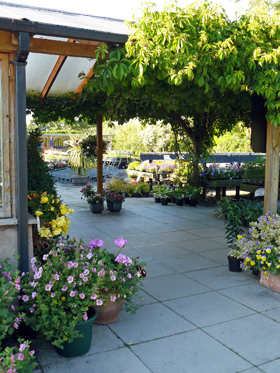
[136,176,141,182]
[36,216,41,230]
[255,188,265,197]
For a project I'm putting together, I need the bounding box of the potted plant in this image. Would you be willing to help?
[20,243,100,357]
[140,182,150,197]
[173,188,184,206]
[123,183,135,197]
[158,186,172,205]
[85,237,146,324]
[236,213,280,291]
[152,185,161,203]
[186,186,202,206]
[67,134,92,186]
[128,173,138,184]
[80,185,105,214]
[134,184,143,198]
[227,248,244,272]
[104,190,125,212]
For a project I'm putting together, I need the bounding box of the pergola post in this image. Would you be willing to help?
[264,121,280,214]
[13,32,30,272]
[96,115,103,194]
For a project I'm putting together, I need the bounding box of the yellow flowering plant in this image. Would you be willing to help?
[28,191,74,239]
[236,213,280,277]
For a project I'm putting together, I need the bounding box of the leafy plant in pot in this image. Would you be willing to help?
[186,186,202,206]
[67,134,93,186]
[152,185,161,203]
[85,237,146,323]
[80,185,105,214]
[173,188,184,206]
[20,244,100,357]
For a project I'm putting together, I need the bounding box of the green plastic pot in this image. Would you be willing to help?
[55,307,98,358]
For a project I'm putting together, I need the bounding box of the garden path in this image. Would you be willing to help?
[34,183,280,373]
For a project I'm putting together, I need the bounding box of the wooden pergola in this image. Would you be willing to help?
[0,3,128,271]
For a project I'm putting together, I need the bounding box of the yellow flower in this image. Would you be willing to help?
[263,271,268,277]
[41,196,49,204]
[245,257,250,263]
[38,227,51,238]
[237,235,243,240]
[266,248,271,253]
[35,211,43,216]
[277,265,280,269]
[50,206,54,211]
[256,255,261,260]
[256,250,261,254]
[250,260,255,266]
[261,256,267,261]
[268,263,272,267]
[53,228,62,236]
[61,297,65,301]
[68,208,75,214]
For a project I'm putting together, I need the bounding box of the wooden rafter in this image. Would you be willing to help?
[40,39,75,99]
[74,64,95,96]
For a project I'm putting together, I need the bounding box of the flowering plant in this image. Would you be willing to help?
[84,237,146,314]
[236,213,280,277]
[0,339,36,373]
[28,191,74,239]
[0,256,36,373]
[20,245,101,349]
[0,255,25,342]
[104,189,126,203]
[80,185,105,204]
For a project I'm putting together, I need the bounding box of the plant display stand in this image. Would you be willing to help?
[201,179,242,201]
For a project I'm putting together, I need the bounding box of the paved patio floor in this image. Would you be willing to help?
[34,183,280,373]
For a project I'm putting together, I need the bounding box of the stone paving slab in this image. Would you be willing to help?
[164,291,256,328]
[43,347,151,373]
[131,329,252,373]
[184,266,256,291]
[203,313,280,366]
[109,302,196,344]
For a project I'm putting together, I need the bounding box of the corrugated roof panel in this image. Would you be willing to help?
[0,3,129,35]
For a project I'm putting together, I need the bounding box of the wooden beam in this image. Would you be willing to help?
[74,64,95,96]
[264,121,280,214]
[40,55,67,99]
[97,115,103,195]
[30,38,102,58]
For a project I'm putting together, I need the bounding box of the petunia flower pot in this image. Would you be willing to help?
[107,201,122,212]
[89,202,104,214]
[228,256,243,272]
[55,307,98,358]
[93,293,125,324]
[154,197,161,203]
[161,198,168,205]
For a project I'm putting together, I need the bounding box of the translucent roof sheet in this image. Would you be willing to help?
[0,2,129,35]
[0,3,129,96]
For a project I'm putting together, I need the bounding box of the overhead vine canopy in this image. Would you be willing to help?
[27,0,280,183]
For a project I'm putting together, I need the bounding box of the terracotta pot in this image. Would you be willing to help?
[260,271,280,293]
[93,293,125,324]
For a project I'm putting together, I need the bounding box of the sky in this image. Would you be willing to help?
[1,0,251,20]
